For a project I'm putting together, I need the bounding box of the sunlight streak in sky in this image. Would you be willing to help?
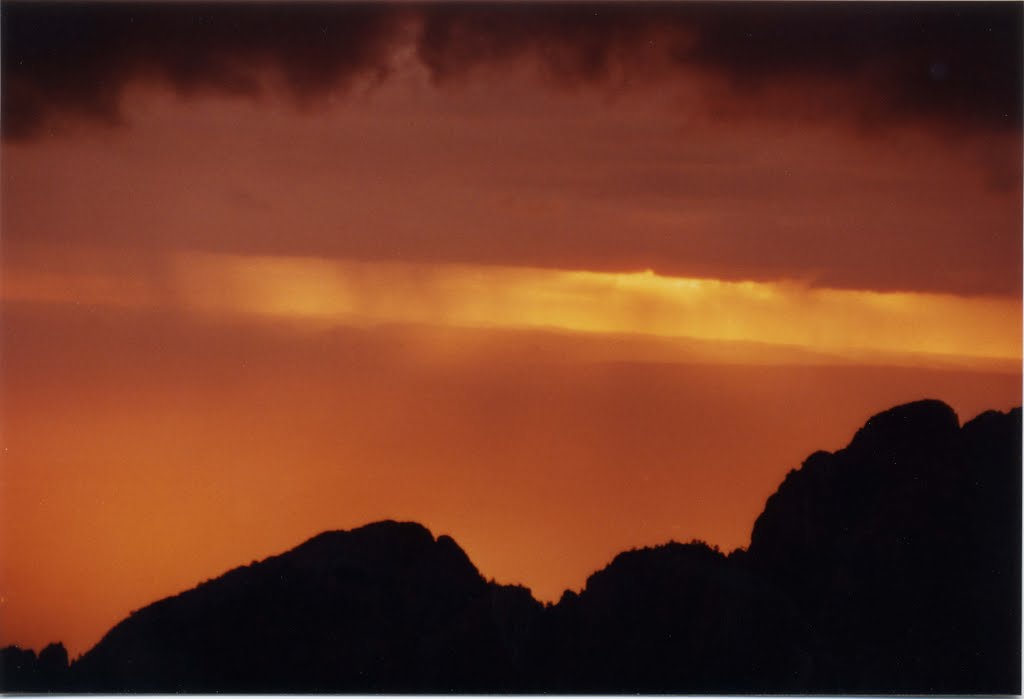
[6,251,1017,364]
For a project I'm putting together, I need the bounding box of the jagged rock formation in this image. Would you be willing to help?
[69,521,542,692]
[2,400,1019,693]
[530,542,813,693]
[0,642,69,691]
[747,400,1021,692]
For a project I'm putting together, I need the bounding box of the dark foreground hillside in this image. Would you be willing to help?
[2,400,1020,693]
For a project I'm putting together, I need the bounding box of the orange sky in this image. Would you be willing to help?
[1,2,1021,659]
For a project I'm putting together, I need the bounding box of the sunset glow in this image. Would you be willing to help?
[173,254,1023,363]
[1,1,1020,662]
[5,252,1020,365]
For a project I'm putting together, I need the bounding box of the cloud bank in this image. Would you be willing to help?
[3,2,1021,140]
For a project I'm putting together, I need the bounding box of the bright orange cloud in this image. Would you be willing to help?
[6,251,1017,365]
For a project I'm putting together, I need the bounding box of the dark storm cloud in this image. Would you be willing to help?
[417,3,1022,131]
[1,2,413,140]
[2,2,1022,141]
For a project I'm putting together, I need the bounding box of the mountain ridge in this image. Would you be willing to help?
[3,399,1020,693]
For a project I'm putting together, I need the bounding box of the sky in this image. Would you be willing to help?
[1,2,1021,658]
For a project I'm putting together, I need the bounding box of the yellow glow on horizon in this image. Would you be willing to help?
[4,251,1020,365]
[180,254,1024,363]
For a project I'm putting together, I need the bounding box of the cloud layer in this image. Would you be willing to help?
[3,2,1021,140]
[8,252,1017,363]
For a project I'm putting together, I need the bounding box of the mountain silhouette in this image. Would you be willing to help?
[2,399,1020,693]
[529,541,814,693]
[748,400,1021,692]
[64,521,542,693]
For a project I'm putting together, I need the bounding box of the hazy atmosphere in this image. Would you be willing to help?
[1,2,1021,659]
